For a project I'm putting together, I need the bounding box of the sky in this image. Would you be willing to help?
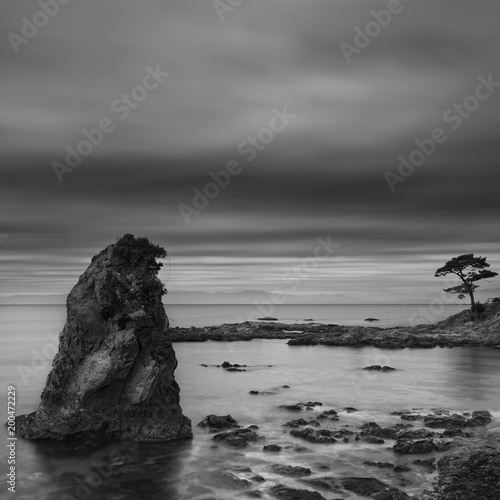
[1,0,499,304]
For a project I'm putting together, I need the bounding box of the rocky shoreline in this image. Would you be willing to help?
[194,405,499,499]
[170,303,500,349]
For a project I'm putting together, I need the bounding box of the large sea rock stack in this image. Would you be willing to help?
[16,234,192,441]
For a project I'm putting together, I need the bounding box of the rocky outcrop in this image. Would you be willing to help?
[432,430,500,499]
[16,235,192,441]
[170,302,500,348]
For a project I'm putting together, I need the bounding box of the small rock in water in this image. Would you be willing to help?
[271,465,312,477]
[213,471,252,489]
[229,466,253,473]
[341,477,388,496]
[400,413,423,421]
[363,436,385,444]
[393,465,411,473]
[373,487,411,499]
[364,317,380,322]
[280,404,304,411]
[299,477,342,491]
[364,461,394,468]
[251,475,265,483]
[198,415,240,430]
[279,401,322,411]
[269,484,326,500]
[263,444,282,452]
[246,491,263,498]
[284,418,321,428]
[213,428,262,448]
[413,458,436,471]
[290,428,337,444]
[363,365,396,371]
[343,407,359,413]
[393,438,435,454]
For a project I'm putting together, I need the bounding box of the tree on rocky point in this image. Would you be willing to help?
[435,254,498,311]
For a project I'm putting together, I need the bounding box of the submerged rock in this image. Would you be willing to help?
[393,465,411,473]
[213,471,252,489]
[393,438,435,454]
[341,477,388,496]
[270,465,311,477]
[364,461,395,469]
[16,235,192,441]
[413,458,436,471]
[269,484,326,499]
[299,477,343,492]
[284,418,321,428]
[373,488,411,499]
[213,427,262,448]
[263,444,282,452]
[363,365,396,371]
[290,428,338,444]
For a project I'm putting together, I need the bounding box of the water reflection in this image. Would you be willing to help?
[446,347,498,402]
[23,437,193,500]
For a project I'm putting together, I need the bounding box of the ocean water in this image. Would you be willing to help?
[1,304,499,500]
[165,303,469,328]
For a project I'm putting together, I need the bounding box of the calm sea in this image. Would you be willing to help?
[1,304,499,500]
[165,303,469,328]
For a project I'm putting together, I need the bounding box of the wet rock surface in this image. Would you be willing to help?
[197,414,240,430]
[269,484,327,499]
[341,477,390,495]
[213,427,262,448]
[393,438,436,454]
[289,428,338,444]
[16,235,192,441]
[363,365,397,371]
[193,404,497,499]
[432,430,500,499]
[271,465,312,477]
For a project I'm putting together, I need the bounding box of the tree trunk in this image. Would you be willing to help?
[469,291,476,311]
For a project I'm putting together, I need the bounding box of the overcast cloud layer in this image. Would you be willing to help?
[1,0,499,303]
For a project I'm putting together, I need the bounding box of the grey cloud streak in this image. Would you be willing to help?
[1,0,499,302]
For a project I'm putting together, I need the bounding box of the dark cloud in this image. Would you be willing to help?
[0,0,499,302]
